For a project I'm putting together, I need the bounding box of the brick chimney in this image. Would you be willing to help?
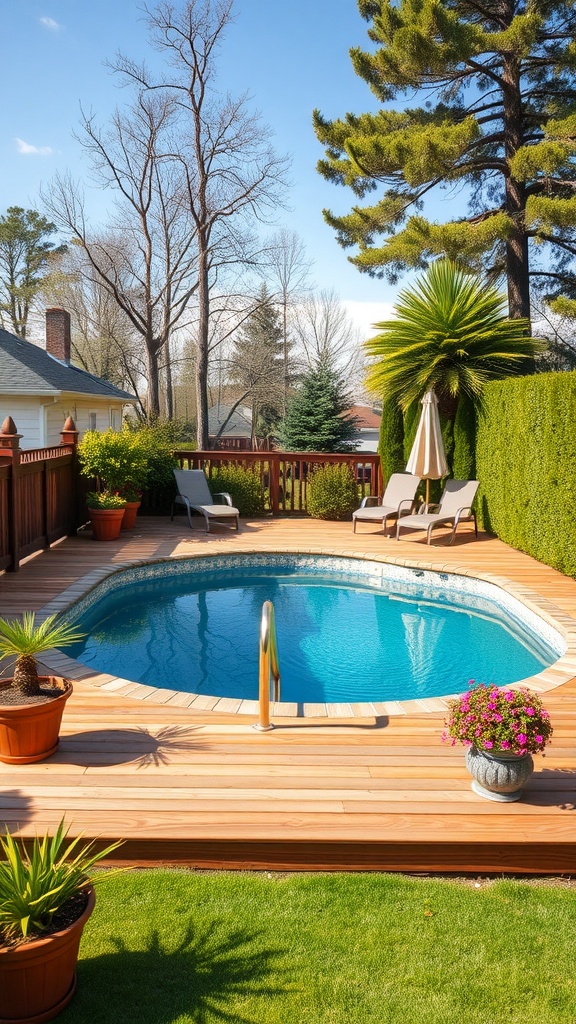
[45,307,71,364]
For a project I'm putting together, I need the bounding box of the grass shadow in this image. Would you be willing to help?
[65,920,287,1024]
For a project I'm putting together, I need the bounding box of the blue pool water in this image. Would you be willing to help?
[66,561,559,703]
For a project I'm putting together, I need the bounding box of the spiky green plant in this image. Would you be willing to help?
[0,613,84,697]
[0,818,123,944]
[365,261,544,411]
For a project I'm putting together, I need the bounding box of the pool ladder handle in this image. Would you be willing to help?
[253,600,281,732]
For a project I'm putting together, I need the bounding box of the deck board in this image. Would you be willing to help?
[1,515,576,873]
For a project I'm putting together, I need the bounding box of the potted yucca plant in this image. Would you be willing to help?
[0,819,122,1022]
[0,613,84,764]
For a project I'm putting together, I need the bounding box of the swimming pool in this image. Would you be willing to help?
[63,554,564,705]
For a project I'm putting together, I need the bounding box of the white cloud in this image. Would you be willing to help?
[39,16,62,31]
[15,137,54,156]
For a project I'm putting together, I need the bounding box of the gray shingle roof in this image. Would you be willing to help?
[208,403,252,438]
[0,329,137,401]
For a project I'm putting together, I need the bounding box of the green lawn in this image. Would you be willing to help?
[62,871,576,1024]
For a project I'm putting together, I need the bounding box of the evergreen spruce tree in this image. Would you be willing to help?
[277,360,360,452]
[314,0,576,318]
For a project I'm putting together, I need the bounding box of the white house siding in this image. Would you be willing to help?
[0,396,48,449]
[0,396,126,450]
[45,398,126,446]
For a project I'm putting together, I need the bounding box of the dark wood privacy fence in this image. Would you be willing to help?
[174,450,383,514]
[0,417,82,573]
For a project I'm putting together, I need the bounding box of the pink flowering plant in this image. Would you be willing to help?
[443,682,553,756]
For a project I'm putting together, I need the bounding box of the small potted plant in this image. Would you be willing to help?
[0,818,122,1022]
[443,681,553,802]
[117,483,143,530]
[85,491,127,541]
[78,430,149,540]
[0,613,84,764]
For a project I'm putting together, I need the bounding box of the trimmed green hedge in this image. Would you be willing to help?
[378,399,405,483]
[476,371,576,577]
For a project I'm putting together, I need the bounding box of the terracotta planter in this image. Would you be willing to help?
[88,507,125,541]
[0,680,72,764]
[121,500,141,530]
[0,886,95,1024]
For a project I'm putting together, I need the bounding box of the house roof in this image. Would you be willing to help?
[346,404,382,430]
[208,403,252,438]
[0,329,137,401]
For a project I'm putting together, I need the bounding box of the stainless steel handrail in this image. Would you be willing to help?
[253,600,281,731]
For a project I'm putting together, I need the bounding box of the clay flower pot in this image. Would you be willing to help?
[0,679,72,764]
[88,507,125,541]
[121,500,141,530]
[0,887,95,1024]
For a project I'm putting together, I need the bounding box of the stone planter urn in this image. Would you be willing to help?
[465,745,535,802]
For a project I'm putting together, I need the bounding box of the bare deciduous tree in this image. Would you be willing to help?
[116,0,290,446]
[43,86,199,419]
[293,290,364,385]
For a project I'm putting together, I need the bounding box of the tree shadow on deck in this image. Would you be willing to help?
[66,920,287,1024]
[57,725,206,769]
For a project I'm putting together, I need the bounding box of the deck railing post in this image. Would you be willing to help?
[60,416,82,534]
[0,417,23,572]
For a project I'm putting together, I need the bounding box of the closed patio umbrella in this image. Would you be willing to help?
[406,389,448,506]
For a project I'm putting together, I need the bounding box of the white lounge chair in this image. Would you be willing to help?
[396,479,479,545]
[171,469,239,533]
[352,473,420,534]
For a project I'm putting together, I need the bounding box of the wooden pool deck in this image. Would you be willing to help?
[1,515,576,874]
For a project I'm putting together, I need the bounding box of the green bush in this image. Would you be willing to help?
[208,465,264,517]
[124,422,181,512]
[378,398,404,482]
[476,371,576,577]
[78,430,149,494]
[307,464,359,520]
[453,395,476,480]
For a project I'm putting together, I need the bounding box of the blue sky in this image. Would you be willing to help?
[2,0,415,334]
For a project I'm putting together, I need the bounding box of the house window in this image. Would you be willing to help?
[88,412,97,431]
[110,409,120,430]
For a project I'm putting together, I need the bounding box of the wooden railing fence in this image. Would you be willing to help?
[0,416,383,571]
[0,416,83,573]
[173,450,383,515]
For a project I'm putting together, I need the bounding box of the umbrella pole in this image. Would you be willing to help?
[425,478,430,508]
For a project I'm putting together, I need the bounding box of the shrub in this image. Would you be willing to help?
[307,464,358,520]
[78,430,149,494]
[85,491,127,510]
[476,371,576,577]
[123,422,182,512]
[208,465,264,517]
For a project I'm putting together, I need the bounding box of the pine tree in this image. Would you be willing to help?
[277,360,360,452]
[0,207,66,338]
[314,0,576,319]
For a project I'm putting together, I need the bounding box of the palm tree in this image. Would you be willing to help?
[365,261,544,411]
[0,613,84,697]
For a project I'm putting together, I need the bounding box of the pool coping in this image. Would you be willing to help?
[36,546,576,718]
